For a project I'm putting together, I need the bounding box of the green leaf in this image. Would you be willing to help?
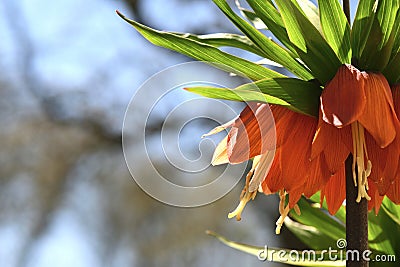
[318,0,351,63]
[237,77,321,116]
[246,0,298,55]
[274,0,342,84]
[389,9,400,56]
[186,77,321,116]
[234,0,267,29]
[116,11,284,81]
[383,50,400,84]
[368,207,399,255]
[172,32,264,56]
[381,197,400,227]
[309,192,345,224]
[290,197,345,242]
[284,216,339,251]
[296,0,322,33]
[206,230,345,266]
[358,0,400,70]
[212,0,313,80]
[184,85,289,107]
[351,0,377,60]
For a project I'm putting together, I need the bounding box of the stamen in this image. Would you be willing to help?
[227,190,256,220]
[276,204,290,235]
[351,122,372,202]
[228,159,260,221]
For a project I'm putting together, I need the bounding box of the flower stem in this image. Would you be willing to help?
[345,156,369,267]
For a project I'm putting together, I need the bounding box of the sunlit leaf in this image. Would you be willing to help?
[246,0,298,55]
[318,0,351,63]
[358,0,400,70]
[274,0,342,84]
[172,32,264,56]
[351,0,377,60]
[368,208,398,255]
[186,77,321,116]
[234,0,267,29]
[296,0,322,33]
[309,192,345,224]
[212,0,313,80]
[206,230,345,266]
[289,197,345,241]
[284,217,339,250]
[117,11,284,81]
[184,86,289,107]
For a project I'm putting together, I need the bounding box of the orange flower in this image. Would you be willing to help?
[314,64,400,203]
[208,64,400,233]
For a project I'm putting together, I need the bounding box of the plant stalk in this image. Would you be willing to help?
[345,156,369,267]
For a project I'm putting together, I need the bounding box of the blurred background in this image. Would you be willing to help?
[0,0,352,266]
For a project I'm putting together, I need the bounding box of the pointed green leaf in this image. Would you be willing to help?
[206,230,345,266]
[285,216,339,250]
[116,11,284,81]
[296,0,322,33]
[246,0,298,55]
[290,197,345,241]
[238,77,321,116]
[234,0,267,29]
[351,0,377,60]
[212,0,313,80]
[184,86,289,107]
[318,0,351,63]
[381,197,400,227]
[358,0,400,70]
[186,77,321,116]
[172,32,264,56]
[390,9,400,56]
[383,50,400,84]
[368,207,399,255]
[274,0,342,84]
[309,192,345,224]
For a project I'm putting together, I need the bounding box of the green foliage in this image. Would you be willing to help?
[187,78,321,116]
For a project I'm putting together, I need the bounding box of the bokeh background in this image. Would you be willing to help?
[0,0,357,266]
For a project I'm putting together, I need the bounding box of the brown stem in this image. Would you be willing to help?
[345,156,369,267]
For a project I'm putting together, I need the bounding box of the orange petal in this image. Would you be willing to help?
[261,149,283,194]
[321,64,367,127]
[270,105,295,147]
[312,111,350,174]
[358,73,397,148]
[227,103,276,163]
[366,132,399,194]
[367,181,384,214]
[321,165,346,215]
[386,164,400,204]
[280,113,317,191]
[288,190,303,209]
[302,155,330,198]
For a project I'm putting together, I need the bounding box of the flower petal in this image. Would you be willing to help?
[321,166,346,215]
[312,111,350,174]
[227,103,276,163]
[261,149,283,194]
[280,113,317,190]
[358,73,397,148]
[366,132,399,194]
[211,136,229,166]
[387,177,400,204]
[367,181,384,214]
[321,64,367,127]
